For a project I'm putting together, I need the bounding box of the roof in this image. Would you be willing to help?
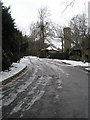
[46,46,59,51]
[44,37,62,49]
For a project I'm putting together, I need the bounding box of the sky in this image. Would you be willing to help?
[2,0,89,35]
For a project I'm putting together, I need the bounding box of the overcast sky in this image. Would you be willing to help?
[2,0,89,35]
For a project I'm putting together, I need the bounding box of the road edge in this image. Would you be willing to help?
[1,66,27,86]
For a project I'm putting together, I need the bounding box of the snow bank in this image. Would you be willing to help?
[0,56,39,82]
[85,67,90,71]
[60,60,90,67]
[20,56,30,65]
[0,62,26,82]
[20,56,39,65]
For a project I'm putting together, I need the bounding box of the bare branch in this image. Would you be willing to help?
[62,0,76,14]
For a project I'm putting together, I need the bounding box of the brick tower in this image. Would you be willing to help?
[63,27,71,51]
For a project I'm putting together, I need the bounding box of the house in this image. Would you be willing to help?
[39,45,59,58]
[46,46,59,54]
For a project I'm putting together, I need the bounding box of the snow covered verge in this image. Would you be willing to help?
[0,56,38,83]
[0,62,26,83]
[60,60,90,67]
[0,57,28,82]
[60,60,90,71]
[85,67,90,71]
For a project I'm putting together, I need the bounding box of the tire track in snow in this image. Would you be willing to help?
[2,58,52,118]
[2,57,63,118]
[9,75,52,118]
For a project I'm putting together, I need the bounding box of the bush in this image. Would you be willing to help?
[49,52,69,59]
[39,50,46,58]
[2,50,11,71]
[69,55,82,61]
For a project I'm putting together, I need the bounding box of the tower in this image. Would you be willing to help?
[63,27,71,51]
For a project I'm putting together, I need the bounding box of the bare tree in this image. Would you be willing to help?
[38,7,51,47]
[69,13,88,61]
[28,7,53,53]
[29,7,54,49]
[69,14,87,46]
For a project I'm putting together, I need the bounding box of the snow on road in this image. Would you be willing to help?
[2,56,65,117]
[0,56,90,83]
[1,56,88,118]
[2,56,89,118]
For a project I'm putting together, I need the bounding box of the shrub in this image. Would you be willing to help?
[2,50,11,71]
[49,52,69,59]
[39,50,69,60]
[39,50,46,58]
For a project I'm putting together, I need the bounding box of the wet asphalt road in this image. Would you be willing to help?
[2,57,88,118]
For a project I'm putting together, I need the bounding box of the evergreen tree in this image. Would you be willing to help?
[2,2,28,70]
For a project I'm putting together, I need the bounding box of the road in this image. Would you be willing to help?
[2,56,88,118]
